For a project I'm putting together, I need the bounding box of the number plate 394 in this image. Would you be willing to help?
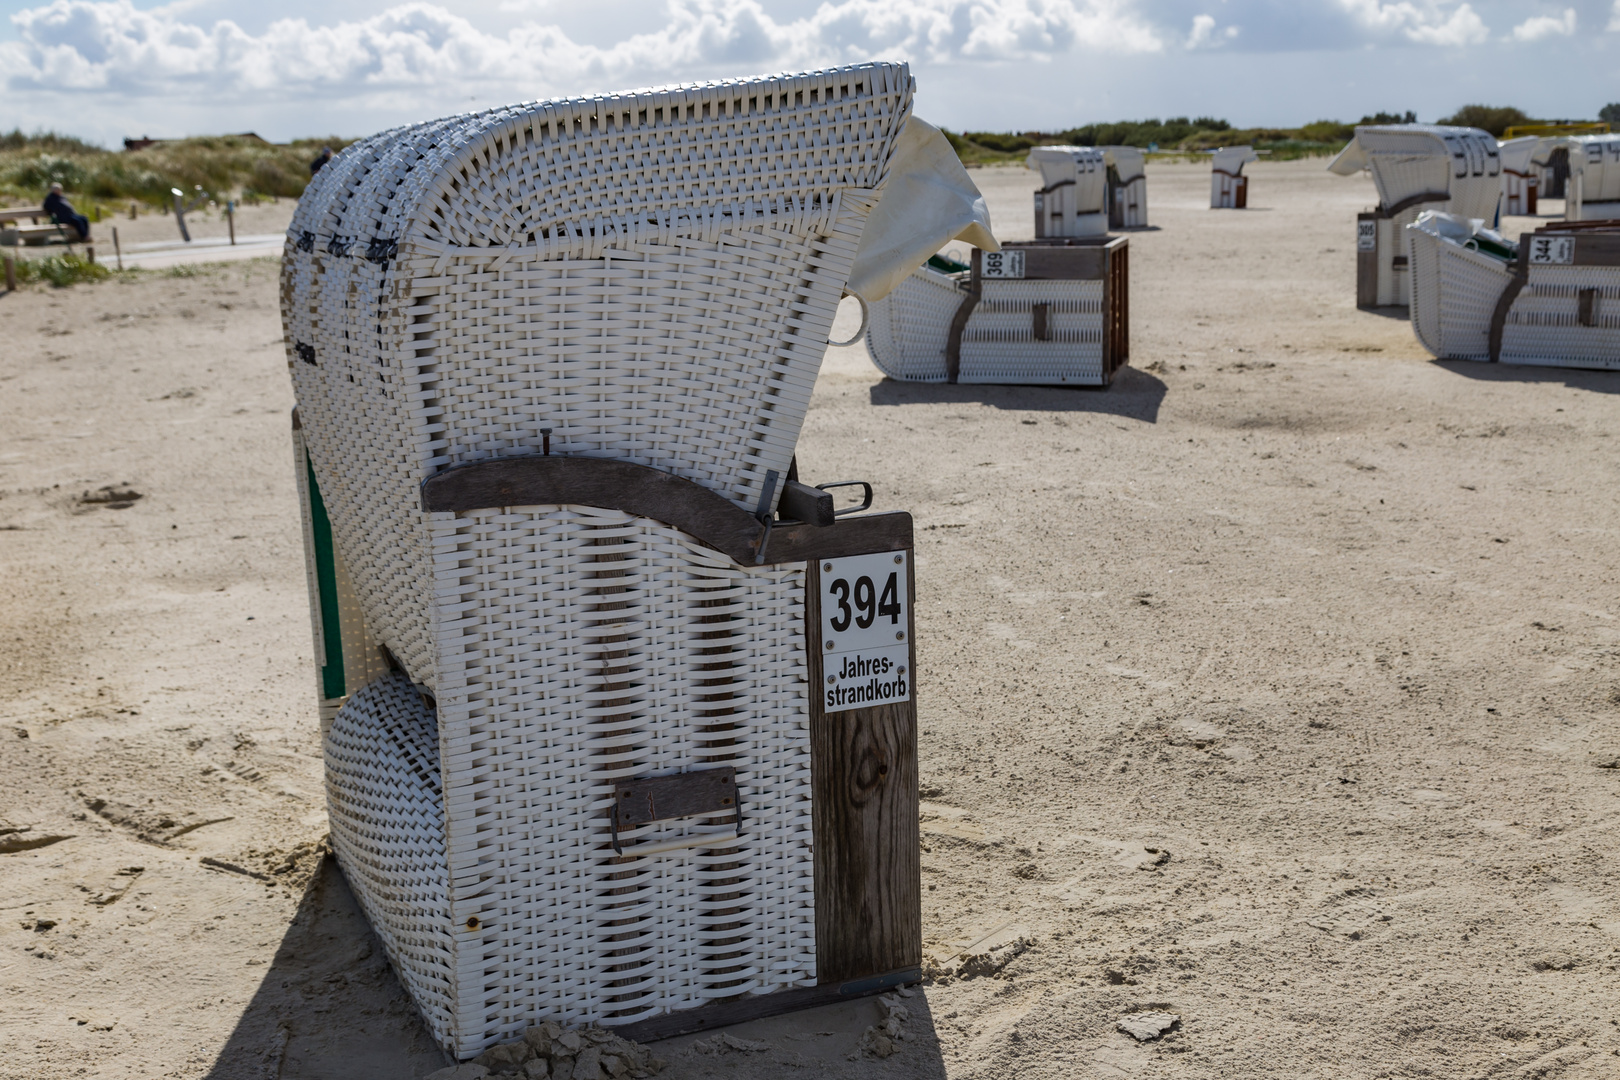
[818,550,912,714]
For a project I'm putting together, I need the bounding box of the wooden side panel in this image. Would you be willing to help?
[805,556,920,984]
[1021,244,1105,280]
[1356,212,1379,309]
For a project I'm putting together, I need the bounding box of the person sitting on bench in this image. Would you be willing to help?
[43,183,89,242]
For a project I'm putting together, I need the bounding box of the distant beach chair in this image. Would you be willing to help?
[1209,146,1256,209]
[1024,145,1148,232]
[1560,134,1620,220]
[283,62,993,1061]
[865,237,1129,386]
[1026,146,1109,237]
[1102,147,1148,228]
[1329,124,1502,309]
[1406,211,1620,370]
[1499,136,1540,216]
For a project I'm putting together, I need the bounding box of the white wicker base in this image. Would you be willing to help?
[1502,264,1620,370]
[322,506,815,1056]
[1407,227,1511,361]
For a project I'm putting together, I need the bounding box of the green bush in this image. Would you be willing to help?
[1359,110,1417,126]
[1438,105,1530,137]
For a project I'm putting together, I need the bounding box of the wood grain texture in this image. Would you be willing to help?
[614,966,920,1043]
[1357,213,1379,310]
[805,554,921,985]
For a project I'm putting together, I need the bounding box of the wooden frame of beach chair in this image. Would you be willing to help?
[282,62,931,1060]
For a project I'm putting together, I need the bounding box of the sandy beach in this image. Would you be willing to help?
[3,157,1618,1080]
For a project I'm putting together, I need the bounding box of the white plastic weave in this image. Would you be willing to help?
[1502,264,1620,369]
[1104,147,1149,228]
[425,506,813,1037]
[1405,215,1512,361]
[864,265,962,381]
[283,63,914,1059]
[326,672,455,1035]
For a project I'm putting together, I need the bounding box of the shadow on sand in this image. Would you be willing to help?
[206,859,947,1079]
[203,858,445,1080]
[869,364,1167,423]
[1434,359,1620,394]
[1358,305,1410,321]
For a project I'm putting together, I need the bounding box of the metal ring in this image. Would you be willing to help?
[827,292,870,347]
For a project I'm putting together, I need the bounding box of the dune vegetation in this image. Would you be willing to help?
[0,132,353,215]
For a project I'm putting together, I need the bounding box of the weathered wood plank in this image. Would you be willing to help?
[613,966,920,1043]
[805,555,921,985]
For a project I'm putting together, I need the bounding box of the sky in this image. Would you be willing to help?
[1,0,1617,147]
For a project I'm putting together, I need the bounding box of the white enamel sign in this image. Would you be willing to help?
[1356,220,1376,252]
[818,550,912,714]
[982,250,1025,279]
[1528,235,1574,265]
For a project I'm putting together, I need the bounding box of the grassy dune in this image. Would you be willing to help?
[0,132,353,214]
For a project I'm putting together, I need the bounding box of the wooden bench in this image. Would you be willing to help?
[0,208,50,225]
[0,222,78,247]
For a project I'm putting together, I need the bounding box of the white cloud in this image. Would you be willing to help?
[1510,7,1574,41]
[1336,1,1489,46]
[1187,13,1238,48]
[1606,0,1620,32]
[0,0,1164,101]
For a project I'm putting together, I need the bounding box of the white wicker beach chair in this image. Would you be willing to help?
[1103,147,1148,228]
[1407,212,1620,370]
[1561,135,1620,221]
[1026,146,1109,237]
[1329,124,1501,308]
[1210,146,1256,209]
[1499,136,1540,217]
[866,238,1129,386]
[281,62,991,1060]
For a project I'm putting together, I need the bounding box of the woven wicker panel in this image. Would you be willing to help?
[1406,228,1511,361]
[1355,127,1501,222]
[425,504,812,1049]
[326,672,456,1042]
[1502,266,1620,369]
[960,280,1106,385]
[866,266,963,382]
[283,64,913,693]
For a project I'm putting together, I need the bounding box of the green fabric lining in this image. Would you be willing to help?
[306,452,346,700]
